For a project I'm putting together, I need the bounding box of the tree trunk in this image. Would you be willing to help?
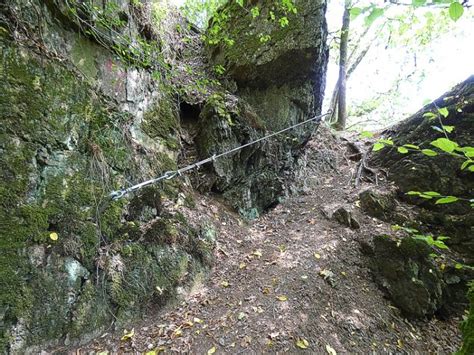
[333,2,350,130]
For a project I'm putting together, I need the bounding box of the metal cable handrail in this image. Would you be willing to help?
[109,110,331,200]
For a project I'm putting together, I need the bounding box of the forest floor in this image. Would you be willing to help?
[77,126,463,354]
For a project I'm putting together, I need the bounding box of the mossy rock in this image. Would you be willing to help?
[370,235,443,318]
[195,0,328,215]
[207,0,327,89]
[0,32,210,352]
[141,98,180,150]
[359,188,397,221]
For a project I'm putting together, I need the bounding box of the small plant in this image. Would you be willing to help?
[371,106,474,172]
[213,64,226,75]
[391,225,450,251]
[258,34,271,43]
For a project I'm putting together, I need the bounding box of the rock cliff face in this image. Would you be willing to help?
[0,1,214,352]
[0,0,327,351]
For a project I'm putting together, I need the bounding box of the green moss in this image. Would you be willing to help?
[155,151,178,172]
[71,37,98,80]
[0,22,206,352]
[144,218,180,244]
[76,222,100,270]
[0,37,120,349]
[142,99,180,150]
[68,280,109,340]
[99,201,126,240]
[191,224,216,266]
[108,244,190,317]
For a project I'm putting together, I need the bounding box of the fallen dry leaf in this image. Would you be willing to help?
[296,338,309,349]
[326,344,337,354]
[221,280,230,288]
[120,328,134,341]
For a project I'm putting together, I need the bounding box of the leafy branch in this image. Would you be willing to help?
[363,106,474,172]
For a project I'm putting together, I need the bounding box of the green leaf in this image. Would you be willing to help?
[403,144,420,149]
[460,147,474,158]
[372,142,385,151]
[433,240,449,249]
[435,196,459,204]
[442,125,455,133]
[423,112,437,120]
[397,147,409,154]
[412,0,426,6]
[378,138,394,145]
[237,0,244,7]
[469,165,474,172]
[455,263,463,269]
[422,149,438,157]
[423,191,441,196]
[360,130,374,138]
[251,6,260,18]
[430,138,458,153]
[279,17,289,27]
[449,1,464,21]
[350,7,362,20]
[365,7,384,26]
[437,107,449,118]
[460,160,472,170]
[406,191,421,195]
[419,194,434,199]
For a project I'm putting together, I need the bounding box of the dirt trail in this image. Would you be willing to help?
[80,129,462,354]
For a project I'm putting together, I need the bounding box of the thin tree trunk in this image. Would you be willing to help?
[334,2,350,131]
[328,80,339,124]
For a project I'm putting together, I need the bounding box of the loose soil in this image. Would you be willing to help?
[75,126,463,354]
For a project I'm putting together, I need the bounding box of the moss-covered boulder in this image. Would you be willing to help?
[370,76,474,255]
[369,235,444,318]
[366,234,473,319]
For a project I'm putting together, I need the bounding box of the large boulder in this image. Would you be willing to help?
[370,76,474,256]
[369,235,444,318]
[367,234,473,319]
[193,0,328,216]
